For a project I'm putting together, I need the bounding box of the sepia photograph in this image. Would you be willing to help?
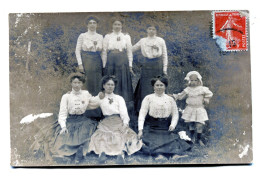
[8,10,253,167]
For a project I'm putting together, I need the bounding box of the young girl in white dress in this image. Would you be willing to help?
[173,71,213,146]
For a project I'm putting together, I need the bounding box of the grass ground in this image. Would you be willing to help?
[10,70,252,167]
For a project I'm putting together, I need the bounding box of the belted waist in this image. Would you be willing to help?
[104,114,120,118]
[108,49,126,54]
[147,114,170,121]
[144,57,161,61]
[67,113,98,122]
[139,57,162,65]
[82,50,101,55]
[145,115,171,130]
[187,104,204,108]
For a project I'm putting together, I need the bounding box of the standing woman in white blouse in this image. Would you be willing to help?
[133,24,168,113]
[88,75,142,164]
[102,17,135,116]
[75,16,103,96]
[138,76,191,158]
[30,73,103,164]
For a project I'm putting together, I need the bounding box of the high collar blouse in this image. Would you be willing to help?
[101,31,133,68]
[132,36,168,72]
[97,93,130,125]
[75,31,103,65]
[138,93,179,131]
[58,89,100,128]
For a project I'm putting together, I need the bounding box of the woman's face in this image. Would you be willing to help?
[189,74,200,87]
[112,21,122,32]
[103,79,115,94]
[154,80,166,95]
[147,26,157,37]
[71,78,83,92]
[88,20,97,31]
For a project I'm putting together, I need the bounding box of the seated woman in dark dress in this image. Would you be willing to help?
[137,76,191,159]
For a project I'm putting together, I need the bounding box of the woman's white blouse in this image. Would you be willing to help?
[98,93,130,125]
[138,93,179,131]
[58,89,100,128]
[75,31,103,65]
[132,36,168,72]
[101,31,133,68]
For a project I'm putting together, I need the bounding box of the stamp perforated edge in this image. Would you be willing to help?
[211,10,249,52]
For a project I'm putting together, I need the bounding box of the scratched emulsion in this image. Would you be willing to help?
[9,11,252,166]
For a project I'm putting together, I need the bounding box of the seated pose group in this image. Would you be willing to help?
[31,15,213,164]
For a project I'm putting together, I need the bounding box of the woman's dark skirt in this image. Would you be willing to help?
[81,51,102,95]
[134,57,163,113]
[141,115,191,156]
[106,51,134,102]
[81,51,102,118]
[30,114,98,158]
[106,51,135,120]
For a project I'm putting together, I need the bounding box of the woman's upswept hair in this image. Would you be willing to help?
[151,75,168,87]
[146,23,159,31]
[85,15,100,24]
[101,75,118,91]
[68,72,86,83]
[110,16,125,25]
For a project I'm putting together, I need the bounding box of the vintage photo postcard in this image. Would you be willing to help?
[9,11,252,167]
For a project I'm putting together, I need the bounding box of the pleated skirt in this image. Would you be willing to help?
[181,105,209,124]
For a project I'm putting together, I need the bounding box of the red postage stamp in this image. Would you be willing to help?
[212,11,248,51]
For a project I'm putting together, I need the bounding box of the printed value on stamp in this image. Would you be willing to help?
[212,11,248,51]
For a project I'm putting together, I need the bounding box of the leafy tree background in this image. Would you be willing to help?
[9,11,252,166]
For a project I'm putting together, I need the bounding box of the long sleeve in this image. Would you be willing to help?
[96,35,103,51]
[87,95,101,110]
[125,34,133,67]
[138,96,150,131]
[170,99,179,128]
[203,87,213,98]
[132,40,141,53]
[175,89,188,100]
[75,34,83,65]
[161,39,168,72]
[118,96,130,125]
[203,87,213,102]
[101,34,109,68]
[58,94,68,128]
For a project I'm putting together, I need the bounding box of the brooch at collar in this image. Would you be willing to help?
[108,98,113,104]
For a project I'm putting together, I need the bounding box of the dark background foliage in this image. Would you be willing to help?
[9,11,252,166]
